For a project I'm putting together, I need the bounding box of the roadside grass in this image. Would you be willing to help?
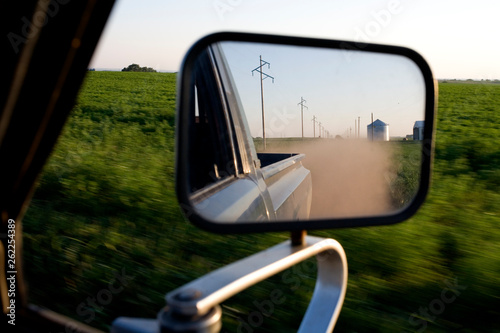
[22,74,500,332]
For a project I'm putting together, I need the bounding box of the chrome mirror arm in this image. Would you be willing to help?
[112,236,347,333]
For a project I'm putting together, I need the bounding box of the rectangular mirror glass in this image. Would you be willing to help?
[176,33,435,231]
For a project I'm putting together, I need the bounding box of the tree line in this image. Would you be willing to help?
[121,63,156,72]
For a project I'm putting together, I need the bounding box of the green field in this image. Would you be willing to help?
[23,72,500,332]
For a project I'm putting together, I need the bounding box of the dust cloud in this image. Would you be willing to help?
[260,139,395,219]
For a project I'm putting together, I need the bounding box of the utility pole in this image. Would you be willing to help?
[318,122,322,138]
[252,55,274,150]
[371,113,374,141]
[312,115,317,138]
[298,97,308,138]
[358,116,360,139]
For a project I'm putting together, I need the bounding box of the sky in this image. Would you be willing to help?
[90,0,500,80]
[219,41,425,138]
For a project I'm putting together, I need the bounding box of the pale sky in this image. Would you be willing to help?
[90,0,500,80]
[219,41,425,138]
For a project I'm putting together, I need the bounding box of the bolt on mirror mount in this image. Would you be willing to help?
[112,235,347,333]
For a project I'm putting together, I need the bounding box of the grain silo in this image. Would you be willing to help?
[367,119,390,141]
[413,121,425,140]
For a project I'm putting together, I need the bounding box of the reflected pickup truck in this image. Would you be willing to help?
[180,43,312,223]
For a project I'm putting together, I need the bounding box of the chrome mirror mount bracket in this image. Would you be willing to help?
[112,236,347,333]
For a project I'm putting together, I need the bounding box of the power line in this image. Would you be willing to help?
[252,55,274,150]
[358,116,360,139]
[312,115,317,138]
[297,97,308,138]
[371,113,374,141]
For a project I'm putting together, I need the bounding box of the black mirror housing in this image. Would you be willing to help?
[176,32,436,233]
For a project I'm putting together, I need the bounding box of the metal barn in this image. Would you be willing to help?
[413,121,425,140]
[367,119,390,141]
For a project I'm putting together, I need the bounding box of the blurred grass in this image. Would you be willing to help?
[22,74,500,332]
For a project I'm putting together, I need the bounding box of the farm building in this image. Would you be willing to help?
[367,119,390,141]
[413,121,425,140]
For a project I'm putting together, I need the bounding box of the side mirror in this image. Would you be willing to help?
[176,32,435,233]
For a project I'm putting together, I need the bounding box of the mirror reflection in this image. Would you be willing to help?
[186,41,426,223]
